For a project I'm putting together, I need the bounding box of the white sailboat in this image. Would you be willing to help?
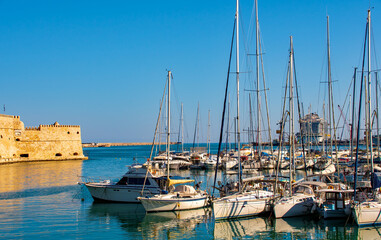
[352,10,381,227]
[212,0,274,220]
[138,71,209,212]
[273,36,324,218]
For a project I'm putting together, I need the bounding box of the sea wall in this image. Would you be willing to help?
[0,114,87,164]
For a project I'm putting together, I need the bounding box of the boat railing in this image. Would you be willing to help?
[78,175,115,184]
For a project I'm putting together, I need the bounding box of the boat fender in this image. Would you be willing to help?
[311,204,317,213]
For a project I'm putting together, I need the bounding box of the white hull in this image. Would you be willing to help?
[213,191,273,220]
[139,195,208,212]
[353,202,381,226]
[85,183,161,203]
[273,194,315,218]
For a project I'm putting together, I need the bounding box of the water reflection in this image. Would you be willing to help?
[0,160,83,198]
[88,203,211,239]
[357,227,381,240]
[214,217,271,239]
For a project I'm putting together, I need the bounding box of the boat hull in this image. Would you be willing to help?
[274,195,315,218]
[353,202,381,226]
[139,196,208,212]
[318,207,351,219]
[85,183,161,203]
[213,198,268,220]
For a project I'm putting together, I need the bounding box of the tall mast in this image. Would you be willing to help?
[367,9,374,172]
[255,0,261,156]
[167,71,171,180]
[327,15,334,159]
[327,15,339,173]
[192,103,200,150]
[207,109,211,155]
[236,0,242,191]
[351,68,357,165]
[181,103,184,152]
[226,95,231,152]
[249,93,254,145]
[289,36,294,196]
[376,72,380,159]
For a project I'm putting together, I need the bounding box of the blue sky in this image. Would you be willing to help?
[0,0,380,143]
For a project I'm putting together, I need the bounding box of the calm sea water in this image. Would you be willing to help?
[0,144,380,239]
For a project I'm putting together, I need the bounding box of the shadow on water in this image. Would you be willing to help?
[0,185,76,200]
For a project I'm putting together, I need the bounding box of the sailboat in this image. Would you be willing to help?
[138,71,209,212]
[273,36,328,218]
[212,0,274,220]
[352,10,381,226]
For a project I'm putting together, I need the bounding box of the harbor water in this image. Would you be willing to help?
[1,144,380,239]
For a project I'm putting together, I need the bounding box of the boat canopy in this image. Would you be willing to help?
[168,178,194,187]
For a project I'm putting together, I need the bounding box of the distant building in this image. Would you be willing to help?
[0,114,87,164]
[297,113,328,144]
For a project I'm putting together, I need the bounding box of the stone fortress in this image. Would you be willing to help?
[0,114,87,164]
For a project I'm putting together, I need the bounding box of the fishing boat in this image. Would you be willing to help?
[138,71,209,212]
[316,183,353,219]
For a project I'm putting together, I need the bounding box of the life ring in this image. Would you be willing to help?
[328,185,334,190]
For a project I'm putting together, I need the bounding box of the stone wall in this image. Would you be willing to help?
[0,114,87,164]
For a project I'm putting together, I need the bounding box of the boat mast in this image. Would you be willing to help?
[181,103,184,152]
[255,0,261,156]
[327,15,333,160]
[351,68,357,165]
[207,109,211,155]
[327,15,339,174]
[236,0,242,192]
[367,10,374,172]
[192,102,200,151]
[354,12,369,200]
[249,93,254,145]
[289,36,294,196]
[226,95,231,152]
[376,72,380,159]
[167,71,171,181]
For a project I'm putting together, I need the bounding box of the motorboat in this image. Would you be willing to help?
[83,164,167,203]
[316,183,353,219]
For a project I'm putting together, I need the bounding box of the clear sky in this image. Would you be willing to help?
[0,0,380,143]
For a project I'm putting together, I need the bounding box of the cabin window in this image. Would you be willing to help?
[15,138,20,141]
[116,177,128,185]
[77,132,79,134]
[67,131,70,134]
[127,178,150,185]
[73,152,79,156]
[55,153,62,157]
[20,154,29,158]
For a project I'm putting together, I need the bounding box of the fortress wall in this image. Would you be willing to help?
[0,114,87,164]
